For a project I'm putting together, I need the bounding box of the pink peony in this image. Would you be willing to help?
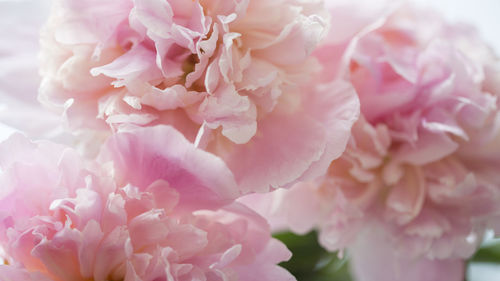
[349,225,466,281]
[241,4,500,280]
[0,126,294,281]
[38,0,359,192]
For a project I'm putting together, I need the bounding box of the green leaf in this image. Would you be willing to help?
[469,240,500,264]
[274,231,354,281]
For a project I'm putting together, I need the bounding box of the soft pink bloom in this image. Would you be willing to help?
[39,0,359,192]
[0,126,294,281]
[242,4,500,280]
[350,225,465,281]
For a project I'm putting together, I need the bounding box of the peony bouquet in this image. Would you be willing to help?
[0,0,499,280]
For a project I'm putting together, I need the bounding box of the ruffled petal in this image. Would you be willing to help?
[99,125,240,210]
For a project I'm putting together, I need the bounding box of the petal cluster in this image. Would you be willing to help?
[2,0,500,280]
[39,0,359,192]
[241,3,500,275]
[0,126,293,281]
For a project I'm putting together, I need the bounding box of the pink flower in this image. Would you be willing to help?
[0,126,294,281]
[349,225,466,281]
[242,4,500,280]
[343,5,500,259]
[39,0,359,192]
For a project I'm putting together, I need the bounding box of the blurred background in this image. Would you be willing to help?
[407,1,500,280]
[414,0,500,50]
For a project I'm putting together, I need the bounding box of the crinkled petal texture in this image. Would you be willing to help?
[242,3,500,276]
[0,128,294,281]
[39,0,359,192]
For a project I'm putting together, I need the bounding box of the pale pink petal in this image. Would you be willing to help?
[252,14,327,66]
[198,84,257,144]
[90,45,162,87]
[141,85,204,111]
[197,203,295,281]
[351,226,465,281]
[32,227,84,281]
[385,165,426,225]
[239,182,324,235]
[222,110,327,193]
[0,266,52,281]
[393,130,459,165]
[297,79,360,181]
[99,125,240,210]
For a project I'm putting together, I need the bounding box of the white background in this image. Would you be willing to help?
[412,0,500,50]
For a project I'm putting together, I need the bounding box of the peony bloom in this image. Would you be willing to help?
[241,4,500,280]
[38,0,359,192]
[0,126,294,281]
